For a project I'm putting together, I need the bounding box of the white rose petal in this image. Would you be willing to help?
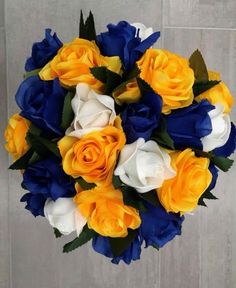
[132,22,154,41]
[44,198,86,236]
[114,138,176,193]
[66,83,116,138]
[201,104,231,152]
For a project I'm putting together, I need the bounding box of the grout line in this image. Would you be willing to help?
[164,26,236,31]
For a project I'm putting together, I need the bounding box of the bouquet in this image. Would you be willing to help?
[4,12,236,264]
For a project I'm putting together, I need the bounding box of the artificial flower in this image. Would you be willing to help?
[92,235,142,264]
[44,197,86,235]
[112,78,141,105]
[214,122,236,157]
[39,38,121,90]
[132,22,154,41]
[195,71,234,114]
[4,113,30,160]
[66,83,116,138]
[114,138,176,193]
[201,104,231,151]
[58,126,125,186]
[157,149,212,214]
[140,201,184,248]
[137,49,194,114]
[121,92,162,143]
[25,29,62,72]
[165,100,214,150]
[74,185,141,237]
[97,21,160,70]
[15,76,67,135]
[21,157,76,216]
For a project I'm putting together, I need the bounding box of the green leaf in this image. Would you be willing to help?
[60,91,75,131]
[194,149,234,172]
[139,190,160,207]
[151,244,159,251]
[53,228,63,238]
[109,229,137,257]
[79,11,96,41]
[198,189,218,207]
[193,80,220,97]
[28,123,42,136]
[121,185,147,212]
[151,116,175,150]
[126,65,140,80]
[112,175,122,189]
[210,154,234,172]
[9,148,34,170]
[24,68,41,79]
[75,177,96,190]
[136,77,155,94]
[63,225,96,253]
[26,133,60,158]
[189,50,208,82]
[90,67,123,95]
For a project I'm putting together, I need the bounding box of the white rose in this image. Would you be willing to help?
[66,83,116,138]
[44,198,86,236]
[201,104,231,152]
[132,23,154,41]
[114,138,176,193]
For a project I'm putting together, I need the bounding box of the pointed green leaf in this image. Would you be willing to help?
[136,77,155,94]
[139,190,161,207]
[60,90,75,131]
[151,116,175,150]
[109,229,137,257]
[54,228,63,238]
[112,175,122,189]
[193,80,220,97]
[79,11,96,41]
[63,225,96,253]
[189,49,208,82]
[121,185,147,212]
[210,154,234,172]
[9,148,34,170]
[75,177,96,190]
[24,68,41,79]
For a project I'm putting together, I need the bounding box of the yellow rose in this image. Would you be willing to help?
[74,184,141,237]
[195,70,234,113]
[4,114,30,160]
[157,149,212,214]
[137,49,194,114]
[58,125,126,186]
[112,78,141,105]
[39,38,122,91]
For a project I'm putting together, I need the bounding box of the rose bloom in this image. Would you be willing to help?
[195,71,234,114]
[39,38,122,91]
[4,114,30,160]
[157,148,212,214]
[74,184,141,237]
[58,125,126,186]
[112,78,141,105]
[137,49,194,114]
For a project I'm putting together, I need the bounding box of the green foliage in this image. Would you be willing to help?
[151,116,175,150]
[139,190,161,207]
[189,49,208,82]
[193,80,220,97]
[9,148,34,170]
[79,11,96,41]
[112,175,122,189]
[90,66,123,95]
[109,229,137,257]
[60,90,75,131]
[63,225,97,253]
[54,228,63,238]
[24,68,41,79]
[75,177,96,190]
[136,77,155,94]
[121,185,147,212]
[198,189,218,207]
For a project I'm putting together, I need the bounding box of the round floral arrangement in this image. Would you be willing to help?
[5,12,236,264]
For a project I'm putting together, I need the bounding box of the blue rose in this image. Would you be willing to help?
[92,235,142,265]
[121,92,162,144]
[25,29,62,72]
[140,202,184,248]
[208,163,219,192]
[97,21,160,71]
[15,76,67,135]
[21,157,76,217]
[165,100,215,150]
[214,122,236,157]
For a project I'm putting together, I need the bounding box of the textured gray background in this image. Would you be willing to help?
[0,0,236,287]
